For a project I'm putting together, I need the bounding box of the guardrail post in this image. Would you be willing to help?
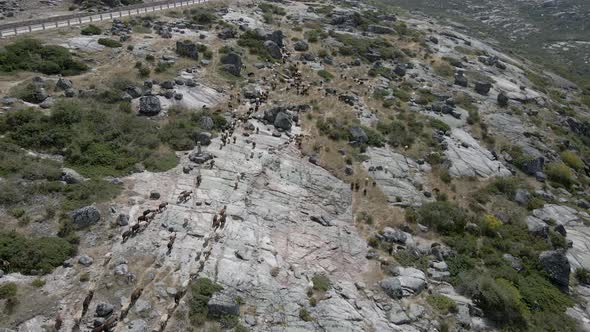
[100,14,103,20]
[13,27,17,35]
[89,16,93,22]
[0,31,3,38]
[55,21,58,28]
[110,13,113,19]
[79,17,82,24]
[67,19,71,26]
[28,25,31,32]
[42,23,45,30]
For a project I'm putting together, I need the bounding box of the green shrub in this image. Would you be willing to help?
[0,282,17,299]
[189,277,223,326]
[98,38,122,48]
[299,308,313,321]
[460,274,529,328]
[8,208,25,219]
[575,268,590,285]
[80,25,102,35]
[317,69,334,81]
[138,65,151,77]
[426,294,457,314]
[415,201,467,234]
[238,30,274,61]
[0,39,87,75]
[430,118,450,133]
[561,150,585,171]
[31,278,46,288]
[433,62,454,78]
[545,162,576,188]
[0,231,76,274]
[258,2,286,16]
[312,274,331,292]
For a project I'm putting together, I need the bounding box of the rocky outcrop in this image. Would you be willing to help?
[207,292,240,316]
[263,40,282,59]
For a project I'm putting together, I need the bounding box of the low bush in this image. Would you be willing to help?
[31,278,46,288]
[317,69,334,81]
[312,274,331,292]
[299,308,313,321]
[0,39,87,75]
[189,277,223,326]
[426,294,457,314]
[0,282,17,299]
[80,24,102,35]
[561,150,585,171]
[545,162,576,188]
[98,38,122,48]
[415,201,467,234]
[0,231,76,274]
[575,268,590,285]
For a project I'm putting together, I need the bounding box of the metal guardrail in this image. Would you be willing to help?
[0,0,211,38]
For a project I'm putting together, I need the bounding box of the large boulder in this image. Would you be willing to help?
[263,40,282,60]
[61,168,85,184]
[273,111,292,130]
[32,87,48,103]
[381,267,427,298]
[539,250,570,289]
[294,40,309,52]
[268,30,284,47]
[176,40,199,59]
[263,106,283,123]
[380,277,403,299]
[207,293,239,317]
[526,216,548,238]
[56,78,73,90]
[95,303,114,317]
[520,157,544,175]
[454,74,468,87]
[138,96,162,116]
[497,92,509,107]
[71,206,101,229]
[381,227,413,245]
[474,82,492,95]
[349,126,368,145]
[220,53,242,76]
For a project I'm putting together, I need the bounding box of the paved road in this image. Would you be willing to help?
[0,0,211,38]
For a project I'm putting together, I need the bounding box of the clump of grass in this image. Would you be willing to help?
[98,38,122,48]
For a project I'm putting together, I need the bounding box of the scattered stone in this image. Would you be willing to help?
[474,82,492,95]
[61,168,85,184]
[176,40,199,59]
[294,40,309,52]
[220,52,242,76]
[263,40,282,59]
[150,191,160,200]
[117,214,129,226]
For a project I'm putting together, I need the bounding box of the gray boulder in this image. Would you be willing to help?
[474,82,492,95]
[220,52,242,76]
[381,227,412,245]
[78,255,94,266]
[539,250,570,289]
[207,292,239,316]
[95,303,114,317]
[380,277,403,299]
[160,80,175,89]
[503,254,523,272]
[126,86,142,99]
[117,214,129,226]
[263,40,282,60]
[349,126,368,145]
[61,168,85,184]
[71,206,101,229]
[56,78,73,90]
[454,74,468,87]
[520,157,544,175]
[32,87,48,103]
[138,96,162,116]
[150,191,160,199]
[514,189,530,206]
[268,30,284,47]
[526,216,548,238]
[273,111,292,130]
[497,92,509,107]
[294,40,309,52]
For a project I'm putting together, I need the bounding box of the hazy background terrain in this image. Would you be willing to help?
[382,0,590,85]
